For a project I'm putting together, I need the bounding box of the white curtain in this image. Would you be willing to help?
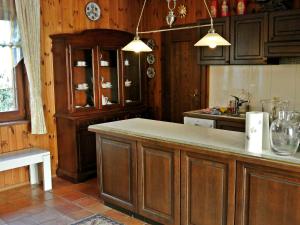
[15,0,47,134]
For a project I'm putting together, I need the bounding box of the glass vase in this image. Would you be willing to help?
[270,111,300,156]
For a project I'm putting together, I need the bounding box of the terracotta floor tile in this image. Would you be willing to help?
[74,196,100,207]
[38,216,74,225]
[103,209,131,223]
[53,202,83,214]
[40,217,74,225]
[60,191,87,202]
[29,208,65,224]
[86,203,111,214]
[0,218,6,225]
[44,197,68,208]
[0,192,26,202]
[0,210,30,223]
[0,178,145,225]
[66,209,94,220]
[5,216,38,225]
[122,217,148,225]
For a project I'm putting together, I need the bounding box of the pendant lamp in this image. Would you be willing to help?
[122,0,231,52]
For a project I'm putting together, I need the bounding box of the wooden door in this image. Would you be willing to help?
[137,142,180,225]
[198,17,230,65]
[235,162,300,225]
[230,13,268,64]
[162,25,207,123]
[97,135,137,212]
[181,151,236,225]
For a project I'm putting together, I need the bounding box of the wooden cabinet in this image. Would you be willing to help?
[216,120,245,132]
[198,17,230,65]
[266,9,300,57]
[94,130,300,225]
[198,13,268,65]
[268,9,300,42]
[51,29,147,182]
[137,142,180,225]
[230,13,268,64]
[97,135,137,212]
[235,162,300,225]
[181,151,236,225]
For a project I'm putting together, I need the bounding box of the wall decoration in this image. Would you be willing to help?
[146,38,156,50]
[146,53,155,64]
[177,4,187,18]
[85,2,101,21]
[147,66,155,78]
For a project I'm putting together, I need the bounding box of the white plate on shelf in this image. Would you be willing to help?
[75,87,89,91]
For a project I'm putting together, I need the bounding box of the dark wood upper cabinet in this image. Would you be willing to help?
[236,162,300,225]
[137,142,180,225]
[269,9,300,42]
[198,17,230,65]
[266,9,300,57]
[181,151,236,225]
[97,135,138,212]
[230,13,268,64]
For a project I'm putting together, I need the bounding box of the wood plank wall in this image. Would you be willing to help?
[0,0,142,191]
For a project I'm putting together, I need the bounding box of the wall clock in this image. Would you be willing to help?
[85,2,101,21]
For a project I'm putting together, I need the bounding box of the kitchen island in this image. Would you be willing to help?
[89,118,300,225]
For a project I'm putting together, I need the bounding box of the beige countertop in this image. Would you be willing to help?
[88,118,300,166]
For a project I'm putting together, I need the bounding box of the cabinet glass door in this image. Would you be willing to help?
[99,49,120,107]
[71,47,95,111]
[123,52,141,105]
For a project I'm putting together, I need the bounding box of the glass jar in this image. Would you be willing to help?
[261,98,289,122]
[270,111,300,156]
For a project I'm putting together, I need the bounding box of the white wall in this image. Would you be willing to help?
[209,64,300,111]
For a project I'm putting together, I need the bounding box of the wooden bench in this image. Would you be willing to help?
[0,148,52,191]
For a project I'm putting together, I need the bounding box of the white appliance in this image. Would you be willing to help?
[184,116,216,128]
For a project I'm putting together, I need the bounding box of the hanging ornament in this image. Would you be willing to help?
[166,0,176,27]
[177,4,187,18]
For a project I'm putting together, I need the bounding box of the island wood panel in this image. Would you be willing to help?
[181,151,236,225]
[235,162,300,225]
[137,142,180,225]
[0,0,141,190]
[98,135,137,212]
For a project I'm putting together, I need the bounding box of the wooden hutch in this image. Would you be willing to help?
[51,29,147,182]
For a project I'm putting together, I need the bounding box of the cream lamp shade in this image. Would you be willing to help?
[122,36,152,53]
[194,29,231,48]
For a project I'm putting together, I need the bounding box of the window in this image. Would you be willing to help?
[0,1,26,122]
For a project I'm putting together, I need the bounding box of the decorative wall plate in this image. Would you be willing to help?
[146,53,155,65]
[85,2,101,21]
[177,4,187,18]
[146,39,156,50]
[147,67,155,78]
